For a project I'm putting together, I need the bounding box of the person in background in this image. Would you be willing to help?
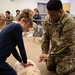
[0,13,6,31]
[16,9,20,17]
[5,10,14,25]
[66,10,70,14]
[0,9,33,75]
[33,8,42,25]
[66,10,74,18]
[39,0,75,75]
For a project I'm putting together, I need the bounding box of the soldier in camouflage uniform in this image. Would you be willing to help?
[5,11,14,25]
[39,0,75,75]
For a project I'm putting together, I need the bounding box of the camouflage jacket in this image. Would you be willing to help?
[41,11,75,55]
[5,16,14,25]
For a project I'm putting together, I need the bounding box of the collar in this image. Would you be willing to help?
[12,21,18,23]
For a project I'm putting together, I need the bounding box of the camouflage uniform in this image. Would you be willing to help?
[5,16,14,25]
[41,11,75,75]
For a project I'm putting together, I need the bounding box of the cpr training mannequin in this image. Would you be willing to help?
[15,59,41,75]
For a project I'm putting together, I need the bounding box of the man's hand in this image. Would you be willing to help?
[21,61,34,67]
[38,53,49,63]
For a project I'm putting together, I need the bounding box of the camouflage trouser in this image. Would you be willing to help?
[46,54,75,75]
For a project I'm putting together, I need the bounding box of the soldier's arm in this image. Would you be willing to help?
[41,21,51,54]
[51,19,75,55]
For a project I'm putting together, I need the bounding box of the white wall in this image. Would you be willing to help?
[0,0,75,17]
[61,0,75,17]
[0,0,48,16]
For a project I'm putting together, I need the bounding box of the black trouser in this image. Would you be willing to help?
[0,62,17,75]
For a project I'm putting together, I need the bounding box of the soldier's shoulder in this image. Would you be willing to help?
[44,16,51,25]
[61,12,75,24]
[44,14,50,21]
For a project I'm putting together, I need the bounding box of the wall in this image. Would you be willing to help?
[61,0,75,16]
[0,0,48,16]
[0,0,75,17]
[0,0,36,16]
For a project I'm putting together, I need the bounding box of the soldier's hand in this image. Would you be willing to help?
[38,53,49,63]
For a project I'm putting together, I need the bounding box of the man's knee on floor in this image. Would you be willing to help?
[56,64,73,75]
